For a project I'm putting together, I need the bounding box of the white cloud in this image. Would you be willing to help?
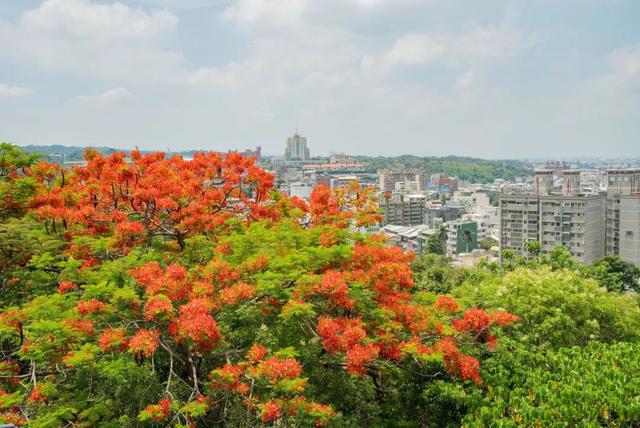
[454,69,479,90]
[0,84,32,97]
[362,22,536,75]
[221,0,406,28]
[222,0,308,30]
[0,0,183,83]
[71,87,132,105]
[606,44,640,85]
[21,0,177,43]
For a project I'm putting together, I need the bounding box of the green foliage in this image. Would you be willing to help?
[586,255,640,293]
[424,225,448,256]
[0,218,66,306]
[0,143,40,218]
[465,342,640,427]
[454,267,640,348]
[412,253,465,294]
[478,237,497,251]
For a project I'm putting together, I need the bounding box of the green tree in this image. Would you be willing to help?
[478,237,497,251]
[454,267,640,348]
[425,225,448,255]
[464,342,640,427]
[412,253,464,294]
[586,255,640,293]
[0,143,40,218]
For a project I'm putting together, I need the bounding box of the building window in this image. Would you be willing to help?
[626,231,634,238]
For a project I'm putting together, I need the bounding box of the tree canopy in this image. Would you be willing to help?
[1,144,639,427]
[0,146,518,427]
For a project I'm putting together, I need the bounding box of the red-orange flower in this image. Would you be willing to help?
[128,329,160,357]
[98,328,128,352]
[77,299,107,316]
[260,399,282,423]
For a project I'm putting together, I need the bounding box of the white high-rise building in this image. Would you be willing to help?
[284,131,310,161]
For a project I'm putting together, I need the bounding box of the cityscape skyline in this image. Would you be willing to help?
[1,0,639,158]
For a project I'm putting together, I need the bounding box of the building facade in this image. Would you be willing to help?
[446,221,478,255]
[284,131,310,161]
[378,169,424,193]
[380,193,426,226]
[499,170,607,264]
[606,169,640,267]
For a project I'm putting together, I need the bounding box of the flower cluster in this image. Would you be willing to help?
[77,299,107,316]
[127,329,160,357]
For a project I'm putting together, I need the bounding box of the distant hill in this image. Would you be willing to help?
[357,155,533,183]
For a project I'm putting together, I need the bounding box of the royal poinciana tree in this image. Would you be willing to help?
[0,149,518,427]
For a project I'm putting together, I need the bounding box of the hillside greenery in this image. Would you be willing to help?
[359,154,532,183]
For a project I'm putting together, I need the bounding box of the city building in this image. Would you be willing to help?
[329,152,357,164]
[242,146,262,162]
[447,220,478,255]
[431,173,459,192]
[499,170,607,264]
[378,169,425,193]
[381,224,433,254]
[380,193,427,226]
[606,169,640,267]
[284,131,310,161]
[288,182,314,200]
[424,204,466,228]
[328,175,358,190]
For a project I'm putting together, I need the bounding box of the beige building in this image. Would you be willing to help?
[378,169,424,193]
[284,131,310,161]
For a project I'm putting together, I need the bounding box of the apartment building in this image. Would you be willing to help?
[378,169,424,193]
[606,169,640,267]
[379,193,426,226]
[499,170,606,264]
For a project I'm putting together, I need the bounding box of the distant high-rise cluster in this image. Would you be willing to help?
[284,131,310,161]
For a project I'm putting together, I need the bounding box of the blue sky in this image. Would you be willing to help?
[0,0,639,158]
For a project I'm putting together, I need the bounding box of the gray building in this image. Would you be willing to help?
[606,169,640,267]
[499,170,606,264]
[380,193,426,226]
[424,204,465,228]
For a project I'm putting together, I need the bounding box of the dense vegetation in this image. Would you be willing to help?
[358,155,532,183]
[1,143,638,427]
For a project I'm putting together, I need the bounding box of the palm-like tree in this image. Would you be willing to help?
[463,229,473,254]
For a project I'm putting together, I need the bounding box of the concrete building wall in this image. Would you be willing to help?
[618,196,640,266]
[380,194,426,226]
[499,193,606,264]
[499,195,540,254]
[606,169,640,267]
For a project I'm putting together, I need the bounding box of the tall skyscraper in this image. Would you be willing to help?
[284,131,310,161]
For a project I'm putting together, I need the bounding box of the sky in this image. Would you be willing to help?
[0,0,639,159]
